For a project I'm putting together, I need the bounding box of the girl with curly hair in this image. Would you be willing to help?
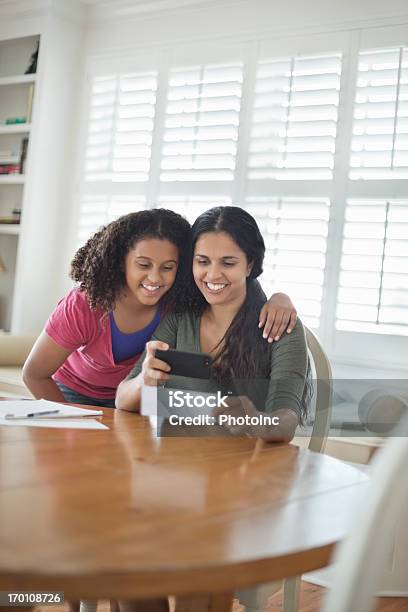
[23,208,297,407]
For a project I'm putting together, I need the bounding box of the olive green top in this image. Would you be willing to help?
[126,309,308,418]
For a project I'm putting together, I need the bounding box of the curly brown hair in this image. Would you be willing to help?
[70,209,191,312]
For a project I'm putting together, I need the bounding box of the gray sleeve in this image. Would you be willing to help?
[126,311,179,380]
[265,318,308,418]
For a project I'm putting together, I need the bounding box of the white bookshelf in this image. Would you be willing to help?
[0,34,39,330]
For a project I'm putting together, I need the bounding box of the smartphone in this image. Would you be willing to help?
[155,349,212,379]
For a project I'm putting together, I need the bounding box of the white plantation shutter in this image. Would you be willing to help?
[248,53,342,180]
[85,71,157,183]
[336,199,408,335]
[246,197,330,328]
[77,195,147,246]
[350,47,408,180]
[76,34,408,366]
[158,196,232,224]
[160,62,243,182]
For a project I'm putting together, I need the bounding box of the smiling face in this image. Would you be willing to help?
[123,238,179,306]
[193,231,253,307]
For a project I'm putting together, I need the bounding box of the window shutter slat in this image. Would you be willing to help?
[248,53,342,180]
[246,197,330,328]
[336,199,408,335]
[85,71,157,183]
[77,195,147,247]
[158,196,231,223]
[160,62,243,182]
[350,46,408,179]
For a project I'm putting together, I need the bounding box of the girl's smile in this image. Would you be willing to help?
[124,238,179,305]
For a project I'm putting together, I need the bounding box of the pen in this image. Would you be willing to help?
[4,410,104,420]
[4,409,61,419]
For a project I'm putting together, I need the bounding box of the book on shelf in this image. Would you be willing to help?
[0,218,20,224]
[0,208,21,224]
[25,41,39,75]
[26,84,35,123]
[19,137,29,174]
[5,117,27,125]
[0,163,21,174]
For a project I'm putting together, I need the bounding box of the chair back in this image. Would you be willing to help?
[304,326,333,453]
[237,327,334,612]
[321,413,408,612]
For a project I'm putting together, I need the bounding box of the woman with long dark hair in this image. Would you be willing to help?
[117,206,309,441]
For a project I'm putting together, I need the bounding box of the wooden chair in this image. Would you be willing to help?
[237,325,333,612]
[321,413,408,612]
[80,602,97,612]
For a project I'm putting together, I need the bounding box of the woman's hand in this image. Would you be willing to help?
[258,292,297,342]
[141,340,171,386]
[212,395,298,442]
[212,395,269,437]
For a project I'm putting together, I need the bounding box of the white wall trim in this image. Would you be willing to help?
[51,0,89,26]
[0,0,49,20]
[87,0,408,28]
[0,0,88,26]
[87,0,243,21]
[86,11,408,61]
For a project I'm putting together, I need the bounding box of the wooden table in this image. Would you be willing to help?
[0,407,369,610]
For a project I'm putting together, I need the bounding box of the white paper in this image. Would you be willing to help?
[141,384,216,419]
[141,384,158,416]
[0,399,108,429]
[0,418,108,430]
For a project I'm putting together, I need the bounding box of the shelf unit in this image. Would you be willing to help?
[0,34,39,330]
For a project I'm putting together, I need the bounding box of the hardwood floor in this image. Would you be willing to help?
[265,582,408,611]
[34,583,408,612]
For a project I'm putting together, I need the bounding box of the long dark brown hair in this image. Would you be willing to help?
[186,206,310,423]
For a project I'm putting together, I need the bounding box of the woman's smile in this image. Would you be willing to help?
[202,281,230,295]
[193,231,252,306]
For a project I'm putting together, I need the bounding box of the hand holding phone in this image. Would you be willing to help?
[141,341,172,386]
